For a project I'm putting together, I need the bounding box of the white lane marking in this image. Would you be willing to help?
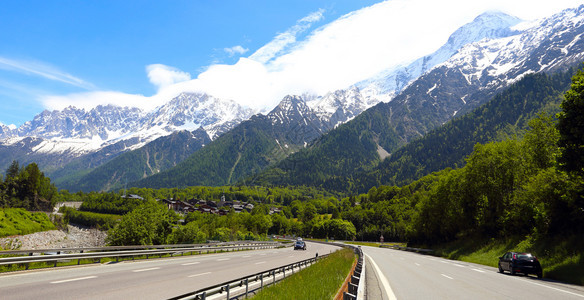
[188,272,211,278]
[255,261,266,265]
[472,268,485,273]
[365,254,397,300]
[521,279,584,298]
[452,264,465,267]
[216,258,230,261]
[441,274,453,279]
[181,262,200,266]
[133,267,160,273]
[414,263,420,266]
[51,276,97,284]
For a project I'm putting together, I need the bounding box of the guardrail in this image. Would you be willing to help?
[380,244,433,253]
[0,241,290,270]
[167,253,329,300]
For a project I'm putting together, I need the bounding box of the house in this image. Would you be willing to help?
[122,194,144,200]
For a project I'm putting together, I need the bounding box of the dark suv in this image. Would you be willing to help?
[498,252,542,278]
[294,240,306,250]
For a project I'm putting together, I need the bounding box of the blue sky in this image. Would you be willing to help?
[1,0,582,127]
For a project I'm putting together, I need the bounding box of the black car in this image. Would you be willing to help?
[294,240,306,250]
[498,252,542,278]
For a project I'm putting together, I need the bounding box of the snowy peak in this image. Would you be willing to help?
[357,11,523,103]
[307,87,377,128]
[268,95,315,126]
[15,105,144,140]
[141,92,254,140]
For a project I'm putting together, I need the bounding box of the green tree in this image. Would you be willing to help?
[558,68,584,176]
[106,201,178,245]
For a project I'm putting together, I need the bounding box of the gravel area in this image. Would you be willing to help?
[0,225,107,250]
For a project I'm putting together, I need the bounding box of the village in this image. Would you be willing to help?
[121,195,282,216]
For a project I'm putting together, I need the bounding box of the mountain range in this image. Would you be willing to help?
[2,6,583,192]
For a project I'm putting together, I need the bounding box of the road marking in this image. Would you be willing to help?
[181,262,200,266]
[472,268,485,273]
[188,272,211,278]
[365,254,397,300]
[441,274,453,279]
[452,264,465,267]
[255,261,266,264]
[51,276,97,284]
[414,263,420,266]
[216,258,230,261]
[133,267,160,273]
[521,279,584,298]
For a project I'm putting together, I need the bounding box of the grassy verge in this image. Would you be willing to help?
[252,248,356,299]
[427,234,584,285]
[0,208,55,238]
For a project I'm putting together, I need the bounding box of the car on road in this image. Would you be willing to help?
[498,252,542,278]
[294,240,306,250]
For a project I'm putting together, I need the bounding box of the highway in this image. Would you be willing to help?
[0,241,339,300]
[363,245,584,300]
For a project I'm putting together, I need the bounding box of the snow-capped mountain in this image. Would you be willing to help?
[0,92,253,154]
[357,11,523,103]
[139,93,254,141]
[383,5,584,144]
[306,87,379,129]
[0,92,254,178]
[267,95,327,145]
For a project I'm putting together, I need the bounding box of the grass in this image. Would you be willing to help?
[252,248,356,300]
[0,208,55,239]
[426,234,584,285]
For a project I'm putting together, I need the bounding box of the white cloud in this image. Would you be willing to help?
[249,9,324,64]
[39,0,583,113]
[146,64,191,91]
[0,57,94,90]
[224,45,249,56]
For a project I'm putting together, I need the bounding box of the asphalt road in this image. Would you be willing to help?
[0,241,339,300]
[363,245,584,300]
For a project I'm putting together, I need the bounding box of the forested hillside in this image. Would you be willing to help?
[55,129,211,192]
[251,68,578,193]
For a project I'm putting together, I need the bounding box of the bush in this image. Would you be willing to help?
[0,208,56,237]
[61,207,120,230]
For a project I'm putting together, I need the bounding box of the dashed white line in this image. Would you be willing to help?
[181,262,200,266]
[133,267,160,273]
[255,261,266,265]
[441,274,453,279]
[472,268,485,273]
[216,258,230,261]
[415,263,420,266]
[452,264,465,268]
[188,272,211,278]
[51,276,97,284]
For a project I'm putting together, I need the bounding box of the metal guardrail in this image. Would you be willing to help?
[167,253,329,300]
[380,244,433,253]
[0,241,289,270]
